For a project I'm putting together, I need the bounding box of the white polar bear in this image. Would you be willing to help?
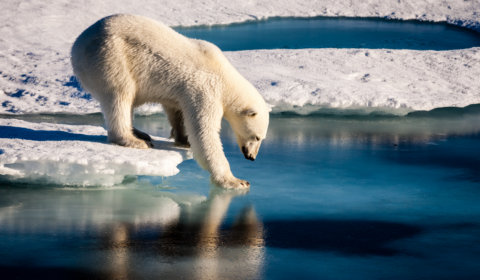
[71,14,270,189]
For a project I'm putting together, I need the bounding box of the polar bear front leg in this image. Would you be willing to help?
[183,106,250,189]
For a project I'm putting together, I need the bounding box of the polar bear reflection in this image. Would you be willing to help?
[99,189,265,279]
[0,188,264,279]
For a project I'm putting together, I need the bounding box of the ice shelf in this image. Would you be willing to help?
[0,119,191,186]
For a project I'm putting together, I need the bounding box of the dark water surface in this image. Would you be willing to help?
[174,17,480,51]
[1,108,480,279]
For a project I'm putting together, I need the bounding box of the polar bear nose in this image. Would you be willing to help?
[242,146,255,161]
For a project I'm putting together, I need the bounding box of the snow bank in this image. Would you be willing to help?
[0,0,479,115]
[0,119,192,186]
[227,47,480,114]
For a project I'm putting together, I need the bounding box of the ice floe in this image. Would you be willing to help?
[0,119,192,186]
[227,47,480,115]
[0,0,479,115]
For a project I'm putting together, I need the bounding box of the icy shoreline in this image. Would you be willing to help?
[1,0,479,115]
[228,47,480,115]
[0,119,191,186]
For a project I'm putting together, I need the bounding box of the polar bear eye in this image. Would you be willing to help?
[242,109,257,117]
[255,136,260,141]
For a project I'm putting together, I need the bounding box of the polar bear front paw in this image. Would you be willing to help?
[215,176,250,189]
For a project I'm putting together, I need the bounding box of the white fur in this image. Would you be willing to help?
[71,14,270,189]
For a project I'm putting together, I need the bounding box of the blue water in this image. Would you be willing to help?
[2,16,480,279]
[174,17,480,51]
[1,107,480,279]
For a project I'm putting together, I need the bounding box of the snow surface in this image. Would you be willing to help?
[228,48,480,114]
[0,0,479,115]
[0,119,192,186]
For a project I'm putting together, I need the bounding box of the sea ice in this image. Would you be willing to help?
[226,47,480,115]
[0,119,192,186]
[0,0,479,115]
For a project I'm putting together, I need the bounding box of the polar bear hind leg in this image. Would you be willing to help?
[130,108,153,144]
[163,105,190,147]
[132,127,153,142]
[101,92,152,149]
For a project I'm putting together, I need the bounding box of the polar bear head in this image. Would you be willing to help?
[227,103,271,161]
[219,56,271,162]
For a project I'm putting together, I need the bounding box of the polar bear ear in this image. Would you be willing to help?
[242,108,257,117]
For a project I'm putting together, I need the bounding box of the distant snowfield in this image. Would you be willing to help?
[230,48,480,114]
[1,0,479,115]
[0,119,191,186]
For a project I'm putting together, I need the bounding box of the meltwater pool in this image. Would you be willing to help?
[174,17,480,51]
[1,107,480,279]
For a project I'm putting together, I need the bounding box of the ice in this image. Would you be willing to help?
[226,47,480,114]
[0,119,192,186]
[0,0,479,115]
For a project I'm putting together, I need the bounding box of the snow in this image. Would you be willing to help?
[227,47,480,115]
[0,119,192,186]
[0,0,479,115]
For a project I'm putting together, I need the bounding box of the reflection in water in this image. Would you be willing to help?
[2,106,480,279]
[157,189,264,279]
[3,105,480,154]
[248,107,480,150]
[0,186,264,279]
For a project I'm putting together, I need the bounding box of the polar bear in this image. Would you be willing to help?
[71,14,270,189]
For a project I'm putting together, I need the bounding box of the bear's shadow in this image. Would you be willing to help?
[0,126,186,153]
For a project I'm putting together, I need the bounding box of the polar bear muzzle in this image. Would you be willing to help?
[242,146,255,161]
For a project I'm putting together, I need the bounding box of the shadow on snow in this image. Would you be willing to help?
[0,126,106,143]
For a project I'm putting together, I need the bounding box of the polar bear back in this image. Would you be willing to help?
[71,14,231,106]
